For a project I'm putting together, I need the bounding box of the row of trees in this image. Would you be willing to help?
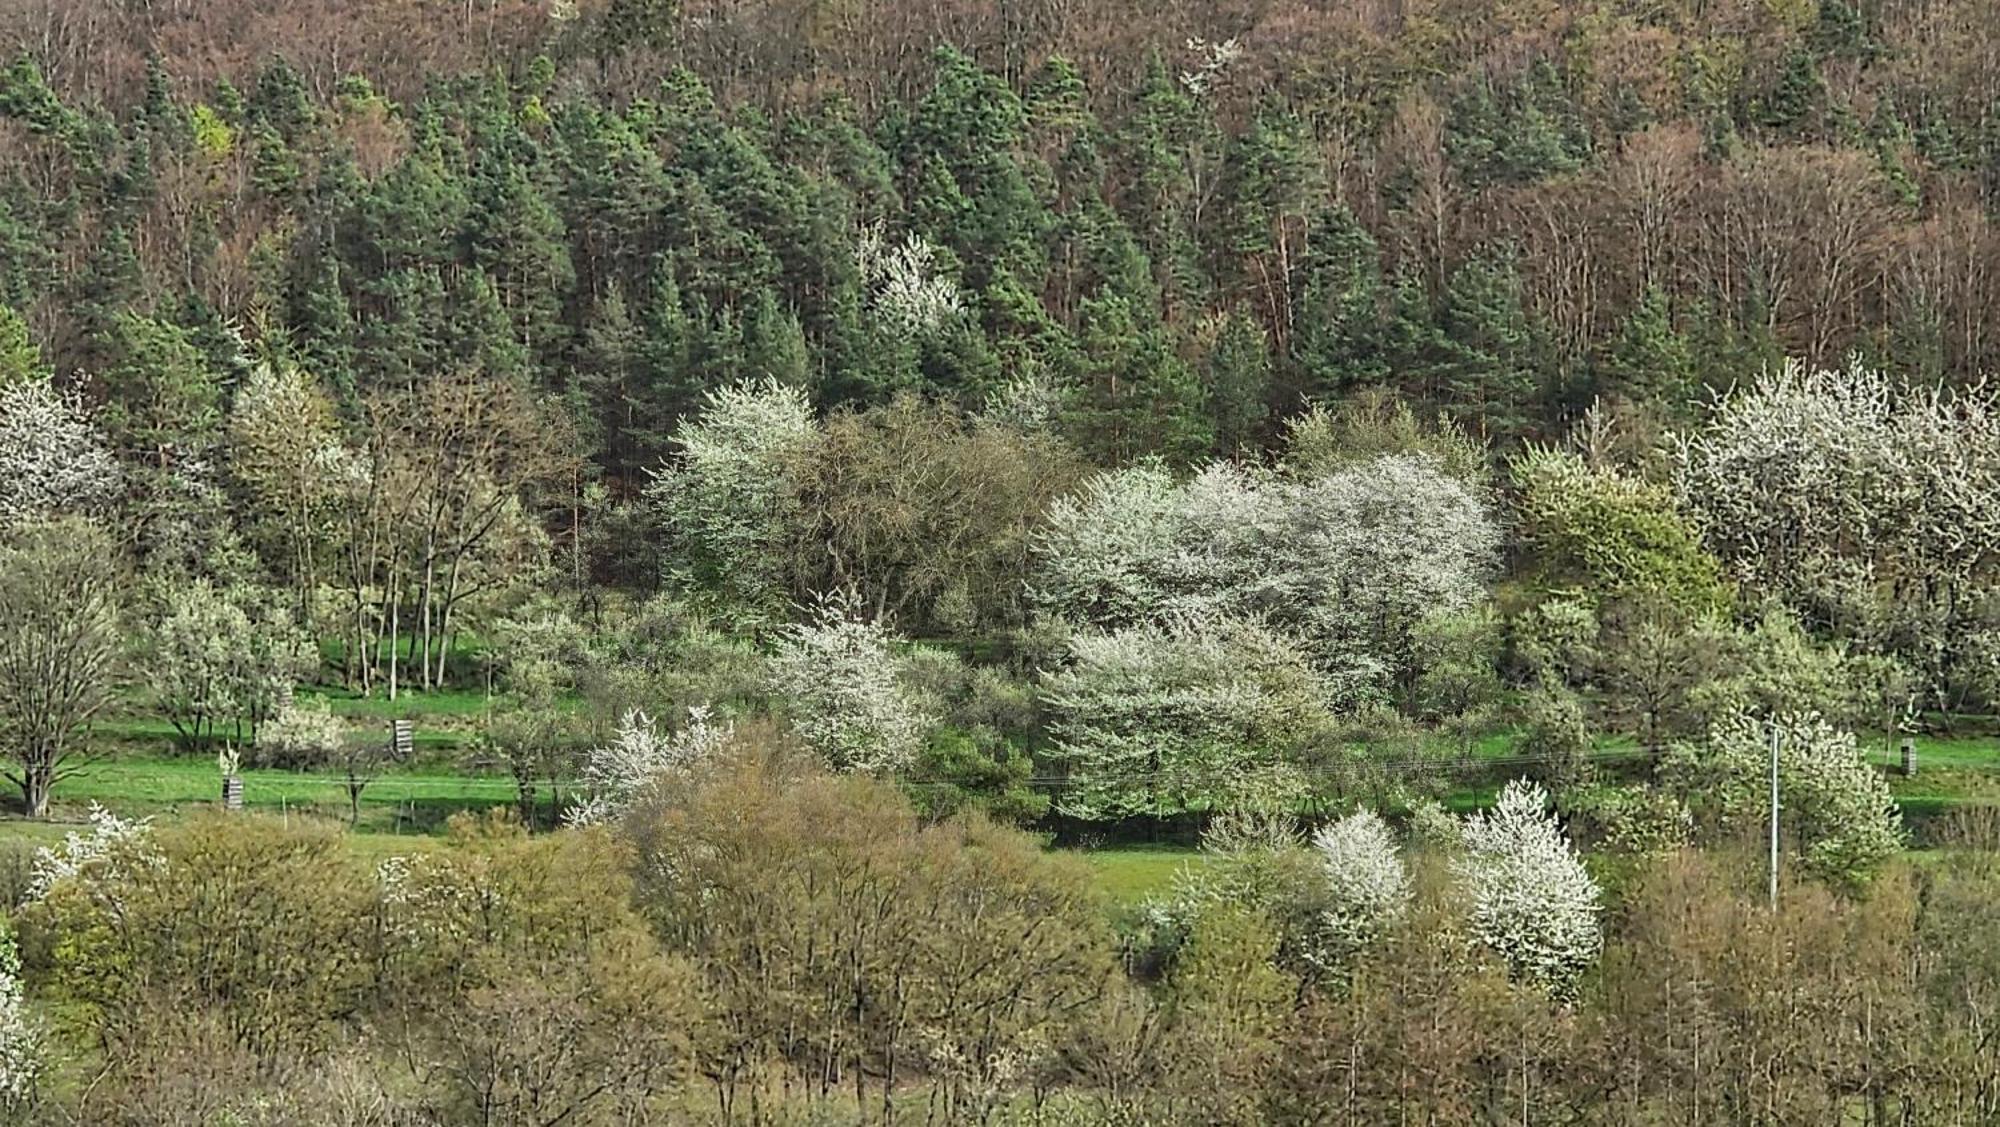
[0,732,1992,1124]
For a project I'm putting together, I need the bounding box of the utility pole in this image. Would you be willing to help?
[1768,721,1781,911]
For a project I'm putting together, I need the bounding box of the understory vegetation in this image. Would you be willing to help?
[0,0,1998,1120]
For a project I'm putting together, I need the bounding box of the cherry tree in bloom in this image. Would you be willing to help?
[0,377,119,530]
[768,598,931,774]
[1034,453,1498,697]
[1311,809,1410,970]
[1456,779,1602,995]
[856,222,964,336]
[646,378,815,626]
[0,919,40,1112]
[567,705,733,825]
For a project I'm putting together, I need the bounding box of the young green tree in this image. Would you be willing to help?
[0,519,122,817]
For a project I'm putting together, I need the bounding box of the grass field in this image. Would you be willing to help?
[4,691,1993,901]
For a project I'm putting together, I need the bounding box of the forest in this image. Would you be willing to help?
[0,0,1998,1121]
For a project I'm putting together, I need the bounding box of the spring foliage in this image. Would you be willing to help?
[1456,779,1602,994]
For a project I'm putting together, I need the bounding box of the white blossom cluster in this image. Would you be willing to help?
[1034,454,1498,697]
[377,852,500,945]
[1673,358,2000,683]
[232,363,367,491]
[567,705,733,825]
[976,364,1063,433]
[28,804,157,902]
[257,697,347,762]
[1041,614,1336,818]
[646,378,815,624]
[768,600,931,774]
[856,221,964,336]
[0,376,119,530]
[1688,711,1903,885]
[1456,779,1602,995]
[1179,37,1244,96]
[0,921,41,1112]
[1311,810,1410,968]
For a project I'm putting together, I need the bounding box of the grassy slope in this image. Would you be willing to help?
[6,685,1994,900]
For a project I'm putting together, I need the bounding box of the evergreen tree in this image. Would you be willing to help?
[741,289,810,388]
[1435,251,1544,441]
[448,269,530,384]
[1594,287,1693,408]
[1292,205,1387,398]
[1205,311,1272,458]
[1068,290,1209,464]
[472,165,574,369]
[100,313,221,464]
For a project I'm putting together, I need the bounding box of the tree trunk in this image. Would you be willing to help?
[22,752,53,819]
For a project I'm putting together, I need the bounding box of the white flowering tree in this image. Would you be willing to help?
[1664,711,1903,888]
[567,705,733,825]
[856,222,964,336]
[0,917,37,1113]
[148,580,312,753]
[1034,453,1498,701]
[1040,614,1337,818]
[645,378,815,627]
[255,697,345,766]
[767,600,931,774]
[0,376,119,530]
[1673,358,2000,706]
[1311,809,1410,970]
[27,803,155,901]
[1456,779,1602,995]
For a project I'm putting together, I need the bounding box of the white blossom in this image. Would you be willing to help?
[258,697,347,762]
[0,376,119,530]
[645,378,815,625]
[1311,809,1410,967]
[0,921,41,1112]
[1179,37,1244,96]
[1673,358,2000,698]
[1668,711,1903,886]
[1034,453,1498,697]
[768,600,930,774]
[856,222,964,335]
[1040,614,1337,818]
[28,804,156,902]
[567,705,733,825]
[1456,779,1601,995]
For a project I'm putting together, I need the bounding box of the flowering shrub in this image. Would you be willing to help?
[0,919,41,1112]
[767,600,931,774]
[0,376,118,529]
[567,705,733,825]
[28,804,156,902]
[1456,779,1602,995]
[1312,810,1410,969]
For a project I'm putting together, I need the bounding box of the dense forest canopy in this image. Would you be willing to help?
[3,1,2000,1123]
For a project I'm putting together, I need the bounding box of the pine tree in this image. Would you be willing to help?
[1594,287,1693,408]
[1206,311,1271,458]
[291,242,356,405]
[472,165,574,368]
[100,313,221,465]
[448,268,529,383]
[1069,291,1210,464]
[1436,251,1544,442]
[577,282,642,475]
[741,289,809,387]
[1292,205,1387,398]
